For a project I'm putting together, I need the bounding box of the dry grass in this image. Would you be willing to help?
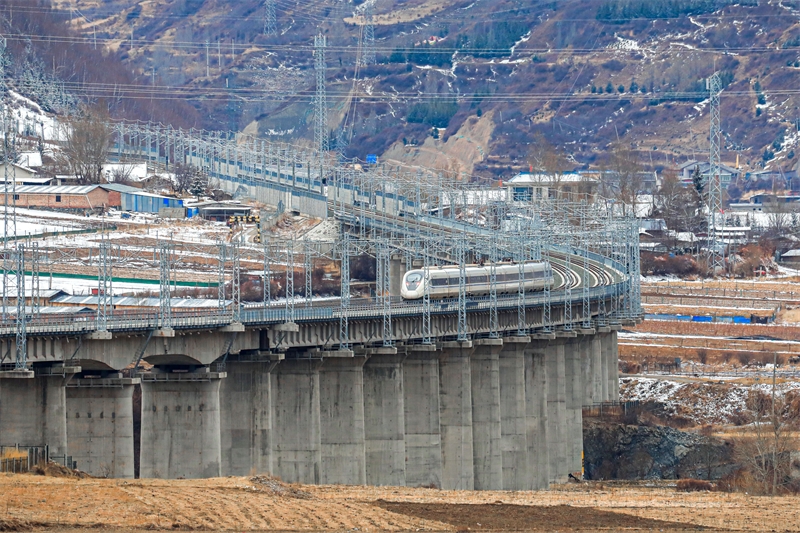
[1,474,800,531]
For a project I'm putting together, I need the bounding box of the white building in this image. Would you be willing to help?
[505,172,598,202]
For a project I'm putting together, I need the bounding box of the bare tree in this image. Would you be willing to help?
[60,108,111,184]
[733,354,800,494]
[173,163,204,195]
[528,133,570,199]
[603,143,644,217]
[655,169,704,242]
[109,164,137,185]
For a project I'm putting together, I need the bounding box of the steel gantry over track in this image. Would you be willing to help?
[0,121,642,366]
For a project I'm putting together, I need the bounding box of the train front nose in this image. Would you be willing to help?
[403,272,423,298]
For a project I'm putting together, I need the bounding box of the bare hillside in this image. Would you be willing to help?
[32,0,800,176]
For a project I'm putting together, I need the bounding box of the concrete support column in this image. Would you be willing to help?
[271,357,322,484]
[403,345,442,488]
[590,334,603,403]
[140,368,226,479]
[564,338,584,476]
[219,357,279,477]
[0,365,79,458]
[66,375,138,478]
[470,338,503,490]
[545,338,568,484]
[499,336,530,490]
[610,331,620,401]
[389,255,406,297]
[524,341,549,490]
[318,354,368,485]
[599,333,610,402]
[363,349,406,486]
[439,340,475,490]
[580,337,594,407]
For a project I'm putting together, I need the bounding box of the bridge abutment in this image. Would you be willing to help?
[139,368,225,479]
[403,345,443,488]
[66,376,138,478]
[363,349,407,486]
[470,338,503,490]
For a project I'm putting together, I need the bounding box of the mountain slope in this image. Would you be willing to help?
[32,0,800,177]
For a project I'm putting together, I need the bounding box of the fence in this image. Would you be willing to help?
[0,445,49,473]
[582,400,641,418]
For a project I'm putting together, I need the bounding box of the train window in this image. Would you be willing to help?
[406,273,422,283]
[405,272,423,291]
[430,278,449,286]
[468,275,488,284]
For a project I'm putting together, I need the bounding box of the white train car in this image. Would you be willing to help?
[401,262,553,300]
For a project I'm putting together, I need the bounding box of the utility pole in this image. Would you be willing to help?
[264,0,277,36]
[206,39,210,77]
[707,72,724,274]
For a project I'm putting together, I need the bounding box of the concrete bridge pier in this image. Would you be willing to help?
[403,344,442,488]
[598,331,610,402]
[219,357,281,477]
[609,331,620,401]
[139,367,225,479]
[470,338,503,490]
[498,336,531,490]
[66,375,138,478]
[524,340,550,490]
[544,337,569,483]
[362,348,407,486]
[318,352,368,485]
[439,340,475,490]
[580,336,595,407]
[565,336,586,476]
[271,356,322,484]
[0,364,79,458]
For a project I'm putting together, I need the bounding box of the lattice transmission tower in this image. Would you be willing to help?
[314,33,329,156]
[264,0,277,36]
[362,3,376,66]
[706,72,724,273]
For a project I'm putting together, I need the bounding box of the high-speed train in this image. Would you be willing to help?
[400,262,554,300]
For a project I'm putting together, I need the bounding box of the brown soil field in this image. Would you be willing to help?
[628,320,800,340]
[2,474,800,532]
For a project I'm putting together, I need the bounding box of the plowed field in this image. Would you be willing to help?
[2,474,799,531]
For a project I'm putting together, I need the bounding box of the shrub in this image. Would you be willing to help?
[676,479,715,492]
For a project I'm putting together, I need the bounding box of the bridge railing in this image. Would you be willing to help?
[0,282,622,337]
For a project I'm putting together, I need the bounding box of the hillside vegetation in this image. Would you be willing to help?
[10,0,800,177]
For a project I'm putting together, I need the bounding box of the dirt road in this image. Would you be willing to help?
[2,473,799,531]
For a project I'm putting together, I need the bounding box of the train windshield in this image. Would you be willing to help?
[405,272,422,290]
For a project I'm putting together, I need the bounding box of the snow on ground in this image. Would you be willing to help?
[24,275,160,296]
[620,376,800,425]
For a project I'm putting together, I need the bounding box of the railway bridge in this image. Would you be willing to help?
[0,123,643,489]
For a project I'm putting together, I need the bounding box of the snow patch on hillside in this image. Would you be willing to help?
[620,377,800,425]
